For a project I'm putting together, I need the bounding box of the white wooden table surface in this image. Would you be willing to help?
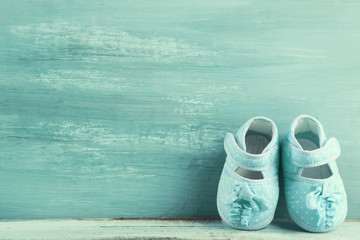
[0,219,358,240]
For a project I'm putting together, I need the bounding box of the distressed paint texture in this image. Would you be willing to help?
[0,219,358,240]
[0,0,359,219]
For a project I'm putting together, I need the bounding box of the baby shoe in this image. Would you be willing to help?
[282,115,347,232]
[217,117,280,230]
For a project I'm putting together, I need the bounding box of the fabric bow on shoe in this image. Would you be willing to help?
[306,182,342,227]
[229,182,269,226]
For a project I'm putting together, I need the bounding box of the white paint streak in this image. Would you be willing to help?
[11,22,215,59]
[37,71,131,91]
[40,121,122,145]
[10,22,216,92]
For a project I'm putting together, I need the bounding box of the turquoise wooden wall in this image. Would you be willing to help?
[0,0,359,219]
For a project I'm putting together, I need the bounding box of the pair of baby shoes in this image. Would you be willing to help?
[217,115,347,232]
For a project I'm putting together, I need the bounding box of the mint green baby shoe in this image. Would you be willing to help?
[282,115,347,232]
[217,117,280,230]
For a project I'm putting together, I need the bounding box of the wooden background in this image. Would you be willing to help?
[0,0,359,219]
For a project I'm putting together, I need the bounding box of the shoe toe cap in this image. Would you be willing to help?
[287,192,347,232]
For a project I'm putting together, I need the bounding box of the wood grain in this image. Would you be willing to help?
[0,219,359,239]
[0,0,359,219]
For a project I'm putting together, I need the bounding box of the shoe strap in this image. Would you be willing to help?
[284,137,341,167]
[224,133,278,171]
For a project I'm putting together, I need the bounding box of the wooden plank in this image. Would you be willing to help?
[0,0,360,219]
[0,219,358,240]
